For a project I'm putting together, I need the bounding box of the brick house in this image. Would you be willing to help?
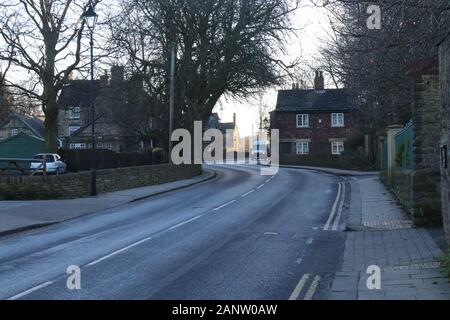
[270,71,358,157]
[57,66,148,152]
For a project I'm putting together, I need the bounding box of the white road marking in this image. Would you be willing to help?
[87,215,205,267]
[87,235,156,266]
[289,274,310,300]
[241,190,255,198]
[306,238,314,245]
[256,184,264,190]
[304,275,321,300]
[265,179,271,183]
[7,281,54,300]
[331,183,346,231]
[323,182,342,231]
[213,200,236,211]
[168,215,203,231]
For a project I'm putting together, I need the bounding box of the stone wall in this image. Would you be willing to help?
[439,33,450,246]
[0,163,202,200]
[386,66,442,226]
[411,71,442,226]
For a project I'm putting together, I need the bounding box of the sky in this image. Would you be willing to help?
[216,2,332,137]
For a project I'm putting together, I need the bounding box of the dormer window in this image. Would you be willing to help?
[331,113,344,127]
[69,106,81,119]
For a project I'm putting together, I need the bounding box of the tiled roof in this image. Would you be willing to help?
[0,113,45,139]
[275,89,350,112]
[58,80,101,107]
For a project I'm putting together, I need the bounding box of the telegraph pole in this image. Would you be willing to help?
[168,44,176,162]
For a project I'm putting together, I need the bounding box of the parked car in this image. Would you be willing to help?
[30,153,67,175]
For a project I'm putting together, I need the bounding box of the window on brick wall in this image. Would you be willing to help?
[296,114,309,127]
[331,141,344,155]
[331,113,344,127]
[296,141,309,155]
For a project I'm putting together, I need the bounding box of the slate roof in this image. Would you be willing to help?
[275,89,350,112]
[205,113,236,131]
[58,80,101,107]
[0,113,45,139]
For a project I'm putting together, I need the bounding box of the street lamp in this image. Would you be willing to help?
[83,5,98,196]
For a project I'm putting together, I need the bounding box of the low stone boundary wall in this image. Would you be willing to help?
[0,164,202,200]
[389,168,441,226]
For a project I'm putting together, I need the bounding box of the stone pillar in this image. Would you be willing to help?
[386,125,403,187]
[439,33,450,246]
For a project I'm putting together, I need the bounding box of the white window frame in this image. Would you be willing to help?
[105,143,112,150]
[296,141,309,155]
[296,114,309,128]
[331,141,344,155]
[11,128,18,136]
[70,143,86,150]
[68,126,80,136]
[331,113,344,127]
[69,106,81,119]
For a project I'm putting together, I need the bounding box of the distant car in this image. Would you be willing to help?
[250,140,270,161]
[30,153,67,175]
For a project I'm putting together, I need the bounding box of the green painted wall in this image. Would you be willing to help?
[0,133,45,170]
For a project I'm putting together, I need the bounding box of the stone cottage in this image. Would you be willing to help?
[57,66,151,152]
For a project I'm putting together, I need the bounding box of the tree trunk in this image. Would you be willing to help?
[43,98,59,153]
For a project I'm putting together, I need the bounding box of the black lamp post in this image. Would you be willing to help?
[83,5,98,196]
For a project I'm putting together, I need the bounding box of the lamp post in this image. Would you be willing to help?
[83,5,98,196]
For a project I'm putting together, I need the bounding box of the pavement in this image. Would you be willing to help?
[329,175,450,300]
[0,169,216,237]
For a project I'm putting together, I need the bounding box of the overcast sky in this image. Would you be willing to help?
[216,2,331,136]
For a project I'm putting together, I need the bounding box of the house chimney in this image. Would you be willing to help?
[99,70,109,88]
[110,65,125,87]
[233,113,236,126]
[314,70,325,90]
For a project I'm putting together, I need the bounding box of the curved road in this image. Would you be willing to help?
[0,165,348,300]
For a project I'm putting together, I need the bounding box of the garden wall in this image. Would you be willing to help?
[0,163,202,200]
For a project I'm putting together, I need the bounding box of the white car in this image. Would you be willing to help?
[30,153,67,175]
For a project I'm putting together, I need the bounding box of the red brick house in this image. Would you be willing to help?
[270,71,359,157]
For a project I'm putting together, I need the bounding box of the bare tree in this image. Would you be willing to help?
[0,0,101,152]
[315,0,449,131]
[107,0,300,150]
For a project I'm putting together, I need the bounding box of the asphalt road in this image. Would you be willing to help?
[0,164,348,300]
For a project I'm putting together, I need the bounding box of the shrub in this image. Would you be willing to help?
[440,251,450,279]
